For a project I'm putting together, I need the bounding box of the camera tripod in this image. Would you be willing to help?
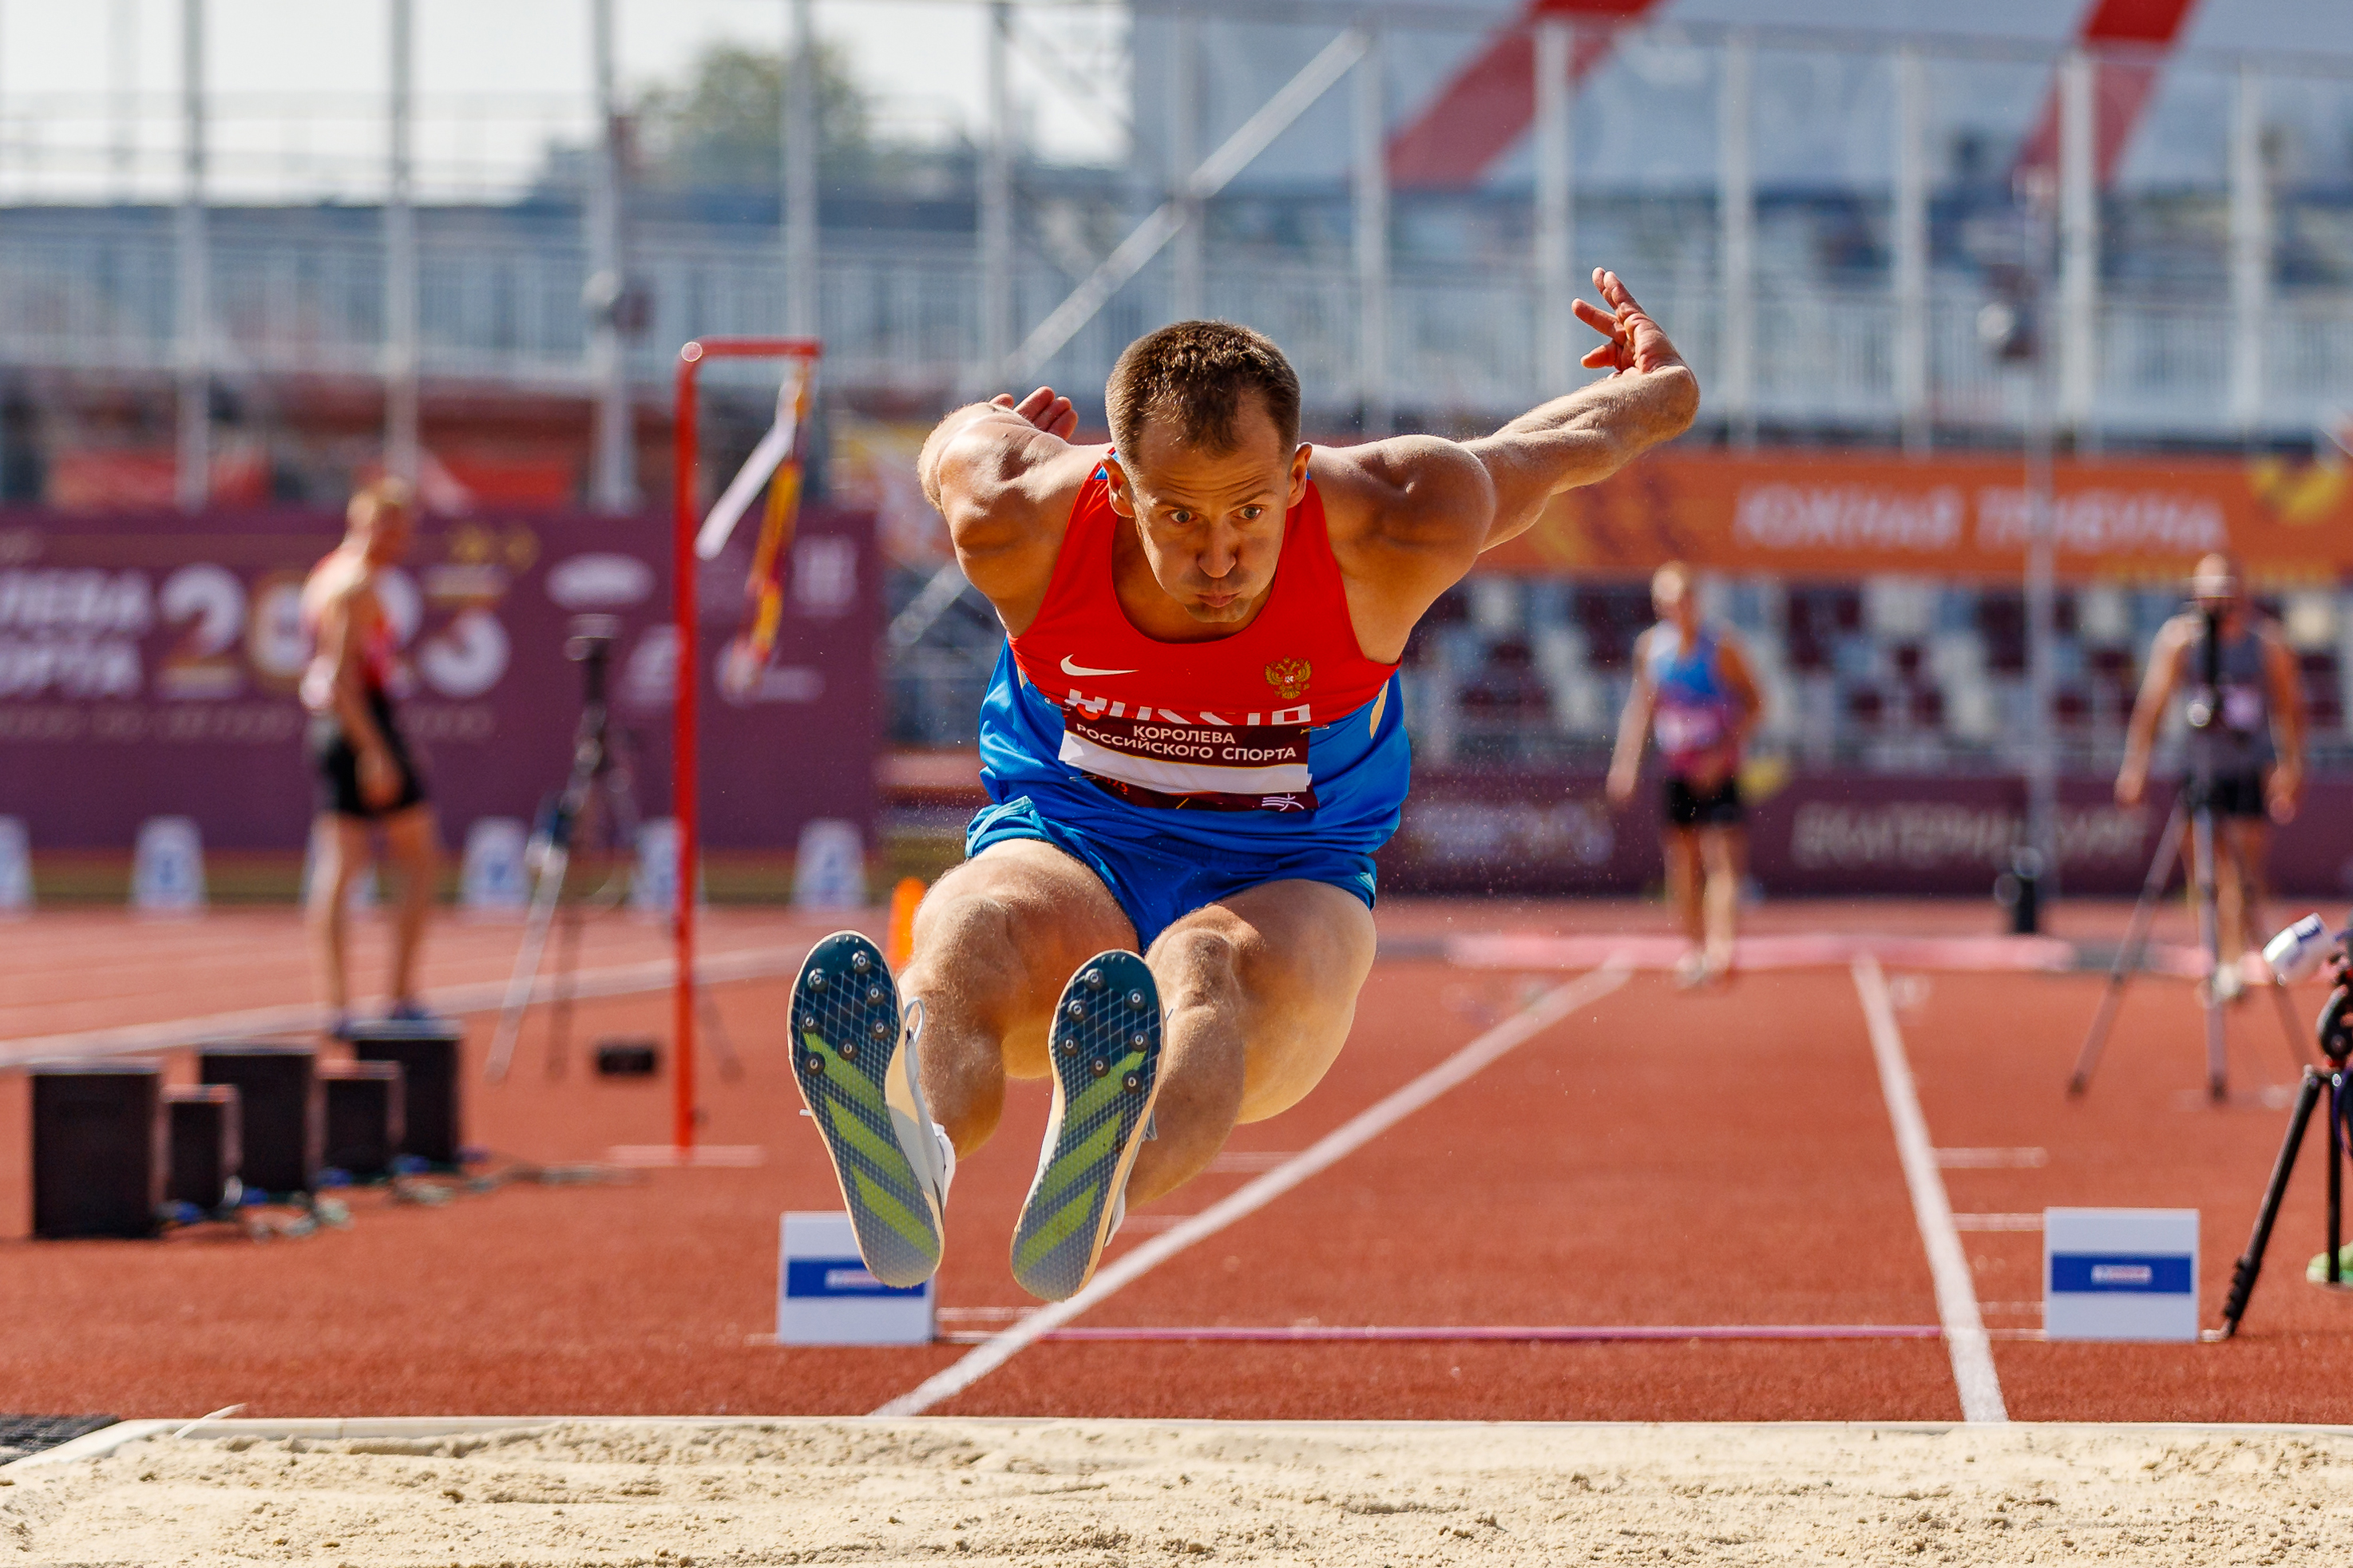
[2070,608,2306,1101]
[2213,984,2353,1338]
[485,616,739,1083]
[2068,790,2307,1102]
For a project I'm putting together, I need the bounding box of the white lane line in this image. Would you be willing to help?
[1934,1147,2049,1169]
[872,961,1634,1419]
[1852,954,2007,1423]
[0,946,803,1067]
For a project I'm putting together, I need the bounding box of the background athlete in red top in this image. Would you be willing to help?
[905,270,1695,1248]
[299,480,442,1035]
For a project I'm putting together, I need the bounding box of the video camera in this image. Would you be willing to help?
[2183,605,2225,732]
[2264,913,2353,1062]
[563,613,622,708]
[564,613,621,666]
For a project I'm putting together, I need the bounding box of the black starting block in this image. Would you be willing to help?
[347,1020,461,1167]
[319,1060,405,1181]
[198,1043,321,1198]
[163,1083,242,1213]
[30,1061,164,1238]
[595,1038,661,1077]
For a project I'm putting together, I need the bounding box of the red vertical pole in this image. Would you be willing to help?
[671,343,703,1154]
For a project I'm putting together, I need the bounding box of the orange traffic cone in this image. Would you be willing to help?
[885,876,925,971]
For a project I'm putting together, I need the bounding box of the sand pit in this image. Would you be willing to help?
[8,1418,2353,1565]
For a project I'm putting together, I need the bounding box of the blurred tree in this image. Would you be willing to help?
[634,42,874,191]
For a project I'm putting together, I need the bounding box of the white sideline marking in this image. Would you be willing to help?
[1934,1147,2049,1169]
[872,961,1633,1419]
[1852,955,2007,1424]
[0,947,802,1067]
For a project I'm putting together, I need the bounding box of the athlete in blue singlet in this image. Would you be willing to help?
[1608,560,1761,987]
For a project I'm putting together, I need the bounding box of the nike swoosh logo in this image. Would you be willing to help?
[1060,655,1138,678]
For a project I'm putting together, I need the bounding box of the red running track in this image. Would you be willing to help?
[2,900,2350,1422]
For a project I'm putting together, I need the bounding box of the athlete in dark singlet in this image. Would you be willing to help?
[2116,553,2305,998]
[299,480,441,1035]
[790,271,1697,1301]
[1607,560,1761,988]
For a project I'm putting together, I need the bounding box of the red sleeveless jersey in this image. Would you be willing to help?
[1003,463,1399,812]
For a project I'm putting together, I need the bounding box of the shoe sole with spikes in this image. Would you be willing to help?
[1010,950,1163,1302]
[788,931,945,1289]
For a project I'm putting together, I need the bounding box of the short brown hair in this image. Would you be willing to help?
[1106,320,1301,459]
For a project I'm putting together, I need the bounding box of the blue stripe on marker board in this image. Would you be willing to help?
[786,1257,927,1299]
[2049,1253,2194,1294]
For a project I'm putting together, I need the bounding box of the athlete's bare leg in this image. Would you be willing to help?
[1697,824,1743,971]
[2218,818,2271,970]
[380,804,439,1005]
[902,842,1377,1207]
[307,815,371,1016]
[902,840,1136,1156]
[1126,880,1376,1203]
[1662,826,1702,955]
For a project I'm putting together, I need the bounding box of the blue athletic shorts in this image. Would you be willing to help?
[965,794,1378,951]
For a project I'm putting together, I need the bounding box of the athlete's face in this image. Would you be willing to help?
[1654,578,1697,634]
[1104,400,1310,625]
[359,505,413,567]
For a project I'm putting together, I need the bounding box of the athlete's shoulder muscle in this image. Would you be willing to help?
[304,556,367,620]
[1628,624,1662,687]
[1310,438,1495,632]
[929,418,1103,625]
[1312,438,1492,560]
[1305,439,1500,663]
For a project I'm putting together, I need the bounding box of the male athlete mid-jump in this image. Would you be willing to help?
[792,271,1697,1301]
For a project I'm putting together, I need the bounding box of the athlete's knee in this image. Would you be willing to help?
[1699,832,1739,877]
[394,833,438,877]
[912,881,1016,960]
[1151,921,1257,1012]
[308,865,358,920]
[905,884,1029,1006]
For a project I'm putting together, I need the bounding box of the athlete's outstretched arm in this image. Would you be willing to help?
[1318,270,1698,648]
[1716,629,1765,743]
[1464,269,1699,552]
[917,387,1100,615]
[2263,623,2307,822]
[2116,619,2189,807]
[1606,627,1658,807]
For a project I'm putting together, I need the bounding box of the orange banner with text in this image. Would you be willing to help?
[1479,448,2353,584]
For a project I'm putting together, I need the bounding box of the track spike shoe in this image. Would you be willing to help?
[1010,950,1163,1301]
[789,931,950,1288]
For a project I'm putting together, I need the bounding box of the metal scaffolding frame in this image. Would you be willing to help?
[384,0,420,489]
[17,1,2353,491]
[587,0,635,513]
[173,0,208,513]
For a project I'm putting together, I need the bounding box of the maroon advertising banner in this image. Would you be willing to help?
[1382,770,2353,901]
[0,504,878,853]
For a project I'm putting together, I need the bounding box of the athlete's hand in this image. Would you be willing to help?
[994,387,1078,442]
[1575,269,1685,378]
[358,746,402,810]
[2268,763,2301,824]
[2114,762,2146,809]
[1606,758,1638,807]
